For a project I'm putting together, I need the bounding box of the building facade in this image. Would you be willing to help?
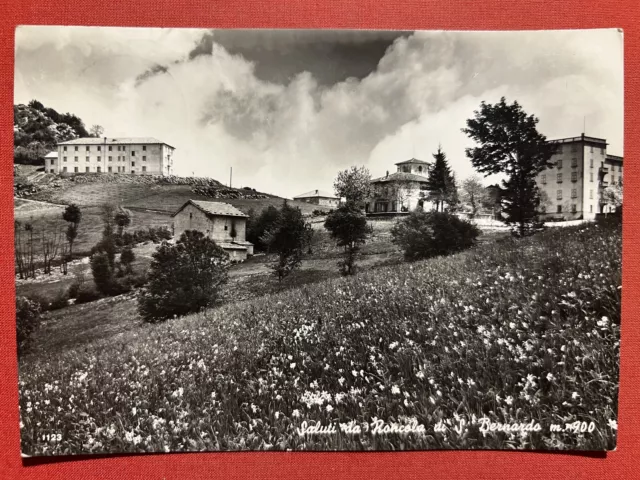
[535,134,623,220]
[293,189,340,207]
[52,137,175,175]
[172,200,254,261]
[366,158,433,214]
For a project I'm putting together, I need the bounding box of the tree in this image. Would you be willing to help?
[261,201,306,281]
[89,124,104,137]
[120,247,135,274]
[114,207,132,237]
[62,203,82,260]
[600,180,623,214]
[324,202,370,275]
[246,205,280,251]
[90,252,114,295]
[334,166,372,206]
[138,230,230,322]
[459,176,489,218]
[16,296,41,356]
[426,146,457,212]
[462,97,556,236]
[41,222,64,275]
[391,210,480,261]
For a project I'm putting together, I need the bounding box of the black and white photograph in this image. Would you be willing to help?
[14,26,622,455]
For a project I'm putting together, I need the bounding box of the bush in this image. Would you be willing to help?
[16,296,41,355]
[49,289,70,310]
[391,210,480,261]
[75,284,103,304]
[138,230,230,322]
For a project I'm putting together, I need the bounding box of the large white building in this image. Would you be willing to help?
[49,137,175,175]
[535,134,623,220]
[366,158,433,214]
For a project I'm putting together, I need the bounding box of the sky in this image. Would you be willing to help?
[14,26,623,198]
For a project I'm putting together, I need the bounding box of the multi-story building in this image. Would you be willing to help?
[535,134,623,220]
[50,137,175,175]
[366,158,433,214]
[293,189,340,208]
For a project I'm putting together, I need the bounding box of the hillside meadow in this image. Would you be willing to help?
[18,220,621,454]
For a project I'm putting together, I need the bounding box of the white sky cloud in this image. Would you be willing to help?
[14,27,623,197]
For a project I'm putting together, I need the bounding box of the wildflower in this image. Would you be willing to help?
[505,396,514,406]
[338,377,346,386]
[292,409,301,418]
[391,385,401,395]
[608,419,618,430]
[131,407,137,416]
[416,371,425,380]
[290,363,296,369]
[546,373,555,382]
[509,322,516,329]
[572,392,579,400]
[326,404,334,413]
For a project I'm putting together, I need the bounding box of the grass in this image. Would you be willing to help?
[18,221,620,454]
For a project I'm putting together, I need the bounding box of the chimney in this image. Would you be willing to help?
[315,189,318,194]
[386,170,389,177]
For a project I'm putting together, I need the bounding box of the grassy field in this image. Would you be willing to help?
[18,221,620,454]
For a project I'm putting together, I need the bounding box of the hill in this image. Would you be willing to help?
[14,100,91,165]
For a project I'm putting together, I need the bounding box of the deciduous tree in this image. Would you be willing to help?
[324,202,370,275]
[334,166,372,206]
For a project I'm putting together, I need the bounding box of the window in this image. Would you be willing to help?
[619,176,622,185]
[590,146,594,153]
[97,146,101,151]
[117,146,121,151]
[109,146,112,151]
[571,144,577,152]
[74,167,78,173]
[142,145,147,151]
[86,146,90,151]
[63,157,67,162]
[571,157,578,167]
[142,166,147,172]
[557,173,563,183]
[557,190,562,200]
[132,161,135,167]
[601,147,605,155]
[109,156,112,162]
[75,146,78,151]
[122,146,126,151]
[224,225,228,231]
[132,151,136,157]
[557,205,562,213]
[97,156,101,162]
[590,189,594,199]
[571,172,577,182]
[74,156,78,162]
[50,159,55,164]
[590,172,594,182]
[557,159,563,169]
[590,158,594,168]
[571,188,577,198]
[142,156,146,161]
[50,169,55,173]
[590,205,593,213]
[86,156,90,162]
[86,166,90,172]
[108,166,112,173]
[541,174,546,184]
[97,166,101,173]
[611,175,615,184]
[63,167,67,172]
[571,204,577,213]
[557,144,563,153]
[131,169,135,174]
[63,146,67,152]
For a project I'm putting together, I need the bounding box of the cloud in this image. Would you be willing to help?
[14,27,623,198]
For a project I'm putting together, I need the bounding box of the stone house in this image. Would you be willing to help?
[293,189,340,208]
[172,200,254,261]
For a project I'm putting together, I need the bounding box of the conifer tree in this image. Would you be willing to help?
[426,146,457,212]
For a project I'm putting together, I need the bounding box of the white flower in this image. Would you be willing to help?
[290,363,296,369]
[338,377,346,386]
[292,409,301,418]
[509,322,516,329]
[326,405,333,413]
[391,385,401,395]
[131,407,137,416]
[546,373,555,382]
[416,371,425,380]
[505,396,514,406]
[571,392,579,400]
[608,419,618,430]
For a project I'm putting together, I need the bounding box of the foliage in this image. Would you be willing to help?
[246,205,280,251]
[459,176,490,218]
[333,166,372,206]
[16,296,41,356]
[90,252,114,295]
[18,221,621,453]
[462,97,555,236]
[600,181,623,213]
[391,210,480,261]
[426,146,458,212]
[114,208,132,237]
[63,204,82,260]
[138,230,230,322]
[324,202,371,275]
[89,125,104,137]
[261,202,307,281]
[120,247,135,274]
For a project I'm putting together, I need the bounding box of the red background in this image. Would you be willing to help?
[1,1,638,478]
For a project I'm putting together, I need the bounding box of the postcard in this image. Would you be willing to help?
[14,26,622,455]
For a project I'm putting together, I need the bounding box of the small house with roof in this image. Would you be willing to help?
[293,189,340,208]
[172,200,254,261]
[44,151,58,173]
[366,158,433,214]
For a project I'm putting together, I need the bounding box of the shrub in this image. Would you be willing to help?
[16,296,41,355]
[74,284,103,304]
[90,252,114,295]
[49,289,70,310]
[324,202,371,275]
[138,230,230,322]
[391,210,480,261]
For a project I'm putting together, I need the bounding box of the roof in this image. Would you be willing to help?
[395,158,431,166]
[293,189,338,199]
[44,151,58,158]
[548,135,607,146]
[172,199,249,218]
[606,154,623,163]
[57,137,174,148]
[218,242,249,250]
[371,172,430,184]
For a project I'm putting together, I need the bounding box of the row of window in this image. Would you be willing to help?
[542,204,599,214]
[61,156,148,162]
[60,166,148,173]
[556,144,605,155]
[62,145,149,152]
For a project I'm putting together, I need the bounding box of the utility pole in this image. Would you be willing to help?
[230,167,233,188]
